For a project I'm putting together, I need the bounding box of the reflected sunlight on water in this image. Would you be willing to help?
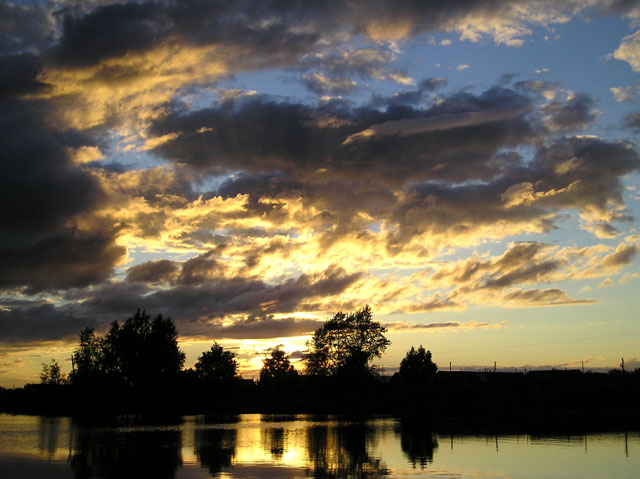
[0,413,638,478]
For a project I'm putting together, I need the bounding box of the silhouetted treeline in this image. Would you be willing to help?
[1,308,640,428]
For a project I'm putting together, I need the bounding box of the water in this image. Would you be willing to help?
[0,413,637,478]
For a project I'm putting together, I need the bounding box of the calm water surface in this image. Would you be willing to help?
[0,413,637,478]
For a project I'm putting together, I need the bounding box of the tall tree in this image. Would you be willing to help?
[102,310,185,388]
[304,305,390,377]
[70,328,105,386]
[70,310,185,389]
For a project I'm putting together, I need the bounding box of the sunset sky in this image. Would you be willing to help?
[2,0,640,387]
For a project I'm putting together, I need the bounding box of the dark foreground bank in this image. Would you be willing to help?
[2,369,640,431]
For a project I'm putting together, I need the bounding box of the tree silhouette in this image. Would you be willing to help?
[398,346,437,388]
[70,310,185,389]
[194,342,238,386]
[70,328,105,386]
[259,346,298,391]
[304,305,390,378]
[40,359,66,385]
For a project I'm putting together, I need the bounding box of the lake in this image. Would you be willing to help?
[0,413,637,478]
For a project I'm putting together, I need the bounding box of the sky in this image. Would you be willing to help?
[2,0,640,387]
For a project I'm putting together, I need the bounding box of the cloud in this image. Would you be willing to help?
[542,92,597,132]
[0,84,126,291]
[623,111,640,131]
[602,243,639,268]
[515,80,560,100]
[613,29,640,72]
[0,3,56,56]
[0,229,126,293]
[150,87,537,187]
[0,303,93,343]
[0,264,362,344]
[3,1,640,357]
[456,64,470,71]
[181,316,324,340]
[0,53,50,99]
[9,0,619,134]
[344,101,531,143]
[301,71,357,95]
[380,77,448,106]
[126,259,181,284]
[501,288,596,306]
[611,85,640,102]
[388,320,508,331]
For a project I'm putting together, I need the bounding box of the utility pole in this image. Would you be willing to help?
[581,360,584,373]
[449,361,452,372]
[621,357,625,372]
[493,361,496,373]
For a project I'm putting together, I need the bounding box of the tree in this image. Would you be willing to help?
[70,310,185,389]
[398,346,437,387]
[70,328,105,385]
[195,342,238,385]
[259,346,298,389]
[40,359,66,385]
[304,305,390,378]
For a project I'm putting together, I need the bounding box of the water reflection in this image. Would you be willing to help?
[69,426,182,479]
[396,418,438,469]
[306,421,388,478]
[264,427,285,459]
[0,414,638,479]
[38,417,63,459]
[193,427,237,475]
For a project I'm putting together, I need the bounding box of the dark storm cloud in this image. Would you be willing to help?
[0,96,126,291]
[150,87,536,185]
[0,53,49,98]
[145,85,640,255]
[48,2,173,67]
[146,265,362,318]
[0,265,361,343]
[387,136,640,247]
[36,0,627,89]
[182,316,324,340]
[0,230,125,293]
[0,303,93,343]
[118,263,361,319]
[125,259,180,284]
[0,2,55,55]
[532,136,640,211]
[543,92,597,132]
[45,0,323,71]
[216,174,304,201]
[5,0,634,77]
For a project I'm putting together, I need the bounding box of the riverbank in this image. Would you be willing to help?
[2,369,639,432]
